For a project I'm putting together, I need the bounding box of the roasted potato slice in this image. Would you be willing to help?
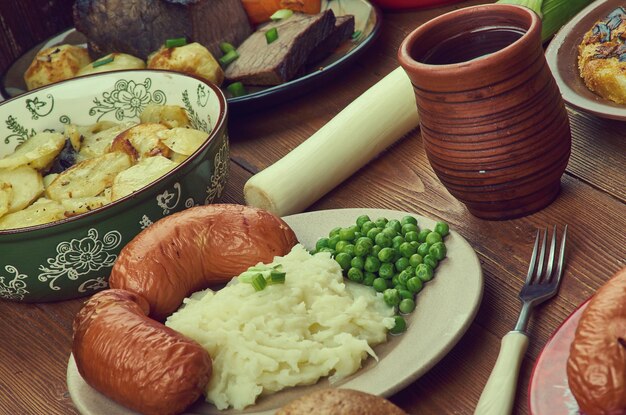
[157,127,208,156]
[111,155,177,200]
[110,123,170,160]
[0,166,44,213]
[46,152,132,201]
[0,183,13,218]
[0,132,65,170]
[77,122,134,162]
[64,124,83,152]
[76,53,145,76]
[140,104,191,128]
[0,198,66,230]
[61,195,109,216]
[42,173,59,189]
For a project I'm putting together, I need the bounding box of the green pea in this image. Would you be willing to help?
[383,288,401,307]
[315,237,329,251]
[416,263,434,282]
[318,247,335,255]
[382,227,398,239]
[386,219,402,233]
[366,227,383,240]
[364,255,381,272]
[429,242,447,261]
[373,277,387,292]
[374,217,388,228]
[399,242,417,258]
[360,220,376,235]
[417,242,430,257]
[425,231,443,245]
[390,315,407,334]
[378,247,396,263]
[410,240,420,249]
[398,288,413,300]
[351,256,365,270]
[391,274,400,287]
[417,228,431,243]
[400,215,418,226]
[335,240,349,253]
[374,233,392,248]
[354,231,362,240]
[356,215,371,229]
[342,244,356,257]
[354,237,373,256]
[371,244,382,256]
[347,267,364,283]
[399,298,416,314]
[404,231,419,242]
[363,271,376,286]
[406,276,423,294]
[398,269,413,286]
[329,227,341,237]
[392,235,405,249]
[339,226,358,241]
[401,223,419,235]
[395,257,410,272]
[434,221,450,237]
[335,252,352,271]
[409,253,423,267]
[423,254,438,269]
[327,234,340,249]
[379,263,395,279]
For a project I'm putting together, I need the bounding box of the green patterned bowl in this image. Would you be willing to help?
[0,70,228,302]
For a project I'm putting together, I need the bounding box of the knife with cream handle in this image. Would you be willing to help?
[474,331,529,415]
[244,67,420,217]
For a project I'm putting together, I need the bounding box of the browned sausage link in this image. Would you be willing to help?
[72,289,212,415]
[566,266,626,415]
[109,204,298,320]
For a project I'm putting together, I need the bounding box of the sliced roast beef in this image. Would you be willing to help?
[224,10,337,86]
[307,15,356,64]
[73,0,252,60]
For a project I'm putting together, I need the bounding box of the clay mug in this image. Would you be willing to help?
[398,4,571,220]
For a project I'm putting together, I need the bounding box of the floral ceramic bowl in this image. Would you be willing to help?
[0,70,228,302]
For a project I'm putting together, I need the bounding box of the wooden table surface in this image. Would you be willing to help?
[1,1,625,414]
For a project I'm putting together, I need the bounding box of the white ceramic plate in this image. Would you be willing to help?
[67,208,483,415]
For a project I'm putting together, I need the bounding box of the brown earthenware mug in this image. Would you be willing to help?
[398,4,571,220]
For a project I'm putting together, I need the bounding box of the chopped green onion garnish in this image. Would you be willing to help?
[266,27,279,44]
[92,56,114,68]
[268,271,286,284]
[220,42,236,54]
[351,30,362,40]
[227,82,247,97]
[251,273,267,291]
[270,9,293,21]
[165,37,187,48]
[238,271,260,283]
[219,50,239,67]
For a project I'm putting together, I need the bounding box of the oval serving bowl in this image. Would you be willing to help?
[0,69,228,303]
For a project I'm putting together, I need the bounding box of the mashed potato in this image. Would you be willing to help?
[165,244,394,410]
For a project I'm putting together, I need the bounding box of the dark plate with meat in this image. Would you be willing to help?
[0,0,381,114]
[546,0,626,120]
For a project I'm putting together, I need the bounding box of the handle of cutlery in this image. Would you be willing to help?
[474,331,529,415]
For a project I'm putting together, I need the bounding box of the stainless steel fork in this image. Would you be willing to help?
[474,225,568,415]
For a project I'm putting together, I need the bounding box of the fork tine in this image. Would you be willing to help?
[535,227,548,283]
[525,230,541,284]
[553,225,568,287]
[544,226,558,283]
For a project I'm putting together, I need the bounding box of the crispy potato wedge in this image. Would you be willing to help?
[0,166,44,213]
[77,122,133,162]
[0,132,65,170]
[111,155,177,201]
[110,123,171,160]
[42,173,59,189]
[64,124,83,152]
[61,195,109,216]
[46,152,132,201]
[140,104,191,128]
[157,127,208,156]
[0,198,66,230]
[0,182,13,218]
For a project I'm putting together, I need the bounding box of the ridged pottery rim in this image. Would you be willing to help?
[398,4,540,90]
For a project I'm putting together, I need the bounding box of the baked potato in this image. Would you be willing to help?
[24,44,91,90]
[76,52,145,76]
[147,42,224,86]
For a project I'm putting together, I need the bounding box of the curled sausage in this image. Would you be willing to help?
[109,204,298,320]
[566,266,626,415]
[72,289,212,415]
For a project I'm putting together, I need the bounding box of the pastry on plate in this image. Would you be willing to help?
[578,7,626,104]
